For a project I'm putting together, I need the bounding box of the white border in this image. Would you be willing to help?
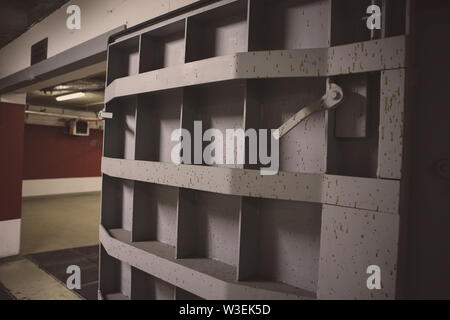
[22,177,102,198]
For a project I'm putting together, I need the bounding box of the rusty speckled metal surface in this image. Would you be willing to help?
[99,0,409,300]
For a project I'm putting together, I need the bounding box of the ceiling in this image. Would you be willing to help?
[26,73,106,112]
[0,0,70,49]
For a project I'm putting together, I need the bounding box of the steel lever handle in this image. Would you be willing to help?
[273,83,343,140]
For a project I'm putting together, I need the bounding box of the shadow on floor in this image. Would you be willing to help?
[0,282,16,300]
[26,245,99,300]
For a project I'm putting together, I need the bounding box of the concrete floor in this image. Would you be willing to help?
[0,257,81,300]
[20,193,101,254]
[0,193,101,300]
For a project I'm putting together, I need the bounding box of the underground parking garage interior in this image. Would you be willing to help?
[0,0,449,306]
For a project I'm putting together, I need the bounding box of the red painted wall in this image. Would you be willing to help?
[0,103,25,221]
[23,125,103,180]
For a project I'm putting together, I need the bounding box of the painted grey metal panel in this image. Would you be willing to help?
[104,36,406,103]
[100,0,409,300]
[317,205,399,299]
[100,225,313,300]
[378,69,405,179]
[101,157,400,214]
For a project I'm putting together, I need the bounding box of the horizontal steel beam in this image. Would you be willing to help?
[105,36,406,103]
[102,157,400,214]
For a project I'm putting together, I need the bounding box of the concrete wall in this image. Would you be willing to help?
[0,0,202,79]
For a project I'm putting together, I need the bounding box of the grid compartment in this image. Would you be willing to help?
[175,287,203,300]
[248,0,331,51]
[131,268,204,300]
[132,182,178,247]
[185,0,248,62]
[246,78,328,174]
[177,189,241,270]
[101,175,134,239]
[327,73,380,178]
[100,246,132,300]
[134,89,182,163]
[384,0,408,37]
[331,0,408,46]
[182,81,246,168]
[330,0,373,46]
[140,20,186,73]
[107,36,140,85]
[238,198,322,296]
[131,267,176,300]
[103,96,137,160]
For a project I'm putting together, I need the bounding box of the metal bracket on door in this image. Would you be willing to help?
[98,110,114,120]
[273,83,343,140]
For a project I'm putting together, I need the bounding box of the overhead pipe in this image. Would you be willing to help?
[25,110,102,122]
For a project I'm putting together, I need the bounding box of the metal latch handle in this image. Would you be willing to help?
[273,83,343,140]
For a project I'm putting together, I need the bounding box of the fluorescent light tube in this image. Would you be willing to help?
[56,92,85,102]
